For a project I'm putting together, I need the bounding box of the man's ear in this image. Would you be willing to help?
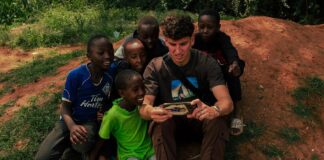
[190,35,195,47]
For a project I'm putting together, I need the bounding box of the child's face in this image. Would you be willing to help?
[198,15,220,42]
[138,24,159,49]
[88,38,114,70]
[124,42,147,73]
[120,76,145,106]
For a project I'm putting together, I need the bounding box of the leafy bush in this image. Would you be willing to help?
[8,5,143,49]
[0,25,10,46]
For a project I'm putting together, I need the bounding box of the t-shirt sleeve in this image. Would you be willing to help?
[205,56,226,88]
[62,71,78,103]
[99,111,115,139]
[143,59,160,96]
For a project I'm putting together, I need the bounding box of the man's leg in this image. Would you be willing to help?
[200,118,229,160]
[35,121,70,160]
[150,118,176,160]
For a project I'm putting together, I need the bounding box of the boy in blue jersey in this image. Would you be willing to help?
[35,35,117,160]
[90,70,155,160]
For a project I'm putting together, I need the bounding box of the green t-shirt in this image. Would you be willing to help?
[99,98,154,160]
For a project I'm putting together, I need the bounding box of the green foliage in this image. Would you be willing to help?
[278,127,301,144]
[0,51,83,98]
[0,92,60,159]
[261,144,284,158]
[8,5,143,49]
[0,25,10,46]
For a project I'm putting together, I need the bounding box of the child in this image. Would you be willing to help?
[90,70,155,160]
[114,16,168,62]
[117,38,147,74]
[192,9,245,135]
[35,35,117,159]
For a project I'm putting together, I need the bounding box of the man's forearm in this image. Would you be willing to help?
[214,99,233,116]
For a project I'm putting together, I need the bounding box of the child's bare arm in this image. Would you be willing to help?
[61,101,88,144]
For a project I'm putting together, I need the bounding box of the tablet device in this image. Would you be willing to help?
[163,102,197,116]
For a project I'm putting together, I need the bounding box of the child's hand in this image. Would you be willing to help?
[97,111,104,121]
[70,124,88,144]
[150,106,172,123]
[228,61,241,77]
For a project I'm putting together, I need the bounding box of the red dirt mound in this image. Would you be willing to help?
[221,16,324,159]
[0,16,323,159]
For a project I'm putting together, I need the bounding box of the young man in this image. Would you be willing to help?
[139,14,233,160]
[114,16,168,62]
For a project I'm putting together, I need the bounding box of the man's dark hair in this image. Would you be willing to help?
[115,69,142,90]
[198,9,220,24]
[87,34,113,54]
[137,16,159,33]
[162,14,194,40]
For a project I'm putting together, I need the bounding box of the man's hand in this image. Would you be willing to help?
[228,61,241,77]
[187,99,220,121]
[70,124,88,144]
[149,106,173,123]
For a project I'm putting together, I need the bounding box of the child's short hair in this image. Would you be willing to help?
[87,34,113,54]
[198,9,220,24]
[137,16,159,33]
[161,14,194,40]
[115,69,142,90]
[123,38,145,55]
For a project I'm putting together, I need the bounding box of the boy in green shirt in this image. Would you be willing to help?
[90,69,155,160]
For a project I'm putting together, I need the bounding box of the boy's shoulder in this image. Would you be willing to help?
[67,64,89,78]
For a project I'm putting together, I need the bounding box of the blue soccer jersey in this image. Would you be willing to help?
[62,63,116,122]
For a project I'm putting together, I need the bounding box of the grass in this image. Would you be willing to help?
[0,92,60,159]
[0,100,16,116]
[291,76,324,122]
[292,77,324,101]
[261,144,284,158]
[311,154,319,160]
[277,127,301,144]
[0,50,83,97]
[292,102,316,119]
[225,121,266,160]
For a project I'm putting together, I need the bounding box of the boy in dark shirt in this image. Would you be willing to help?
[193,9,245,135]
[117,38,147,74]
[115,16,168,63]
